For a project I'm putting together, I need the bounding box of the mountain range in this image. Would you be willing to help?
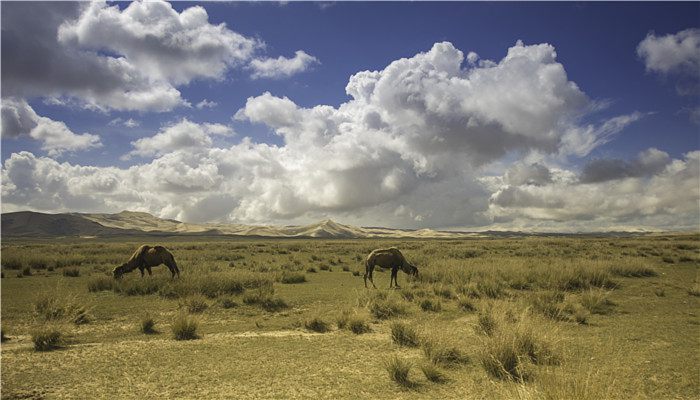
[1,210,487,239]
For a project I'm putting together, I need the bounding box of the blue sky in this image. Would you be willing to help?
[2,1,699,231]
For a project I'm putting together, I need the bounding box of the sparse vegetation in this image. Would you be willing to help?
[279,271,306,284]
[1,235,697,398]
[62,267,81,277]
[180,295,208,313]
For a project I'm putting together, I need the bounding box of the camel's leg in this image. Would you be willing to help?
[390,266,400,288]
[139,267,145,278]
[146,266,152,276]
[364,263,377,289]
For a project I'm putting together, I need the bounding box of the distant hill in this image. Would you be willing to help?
[1,210,485,239]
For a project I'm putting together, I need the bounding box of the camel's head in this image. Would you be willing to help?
[112,264,126,280]
[406,263,418,278]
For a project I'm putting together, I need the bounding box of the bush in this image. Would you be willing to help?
[29,259,48,270]
[171,313,199,340]
[342,265,350,272]
[422,339,469,367]
[319,264,331,271]
[385,356,413,387]
[306,267,318,273]
[390,322,420,347]
[530,291,566,320]
[279,272,306,284]
[305,317,330,333]
[420,362,448,383]
[62,267,80,277]
[141,314,157,334]
[352,270,360,276]
[22,266,32,276]
[180,295,208,313]
[87,276,114,292]
[419,298,442,312]
[32,326,63,351]
[433,285,456,299]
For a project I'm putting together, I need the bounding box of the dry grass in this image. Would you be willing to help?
[390,321,420,347]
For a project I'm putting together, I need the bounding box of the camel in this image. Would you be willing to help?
[113,245,180,279]
[364,247,418,289]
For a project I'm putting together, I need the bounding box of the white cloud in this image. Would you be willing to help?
[126,119,228,159]
[196,99,218,109]
[487,150,699,230]
[249,50,319,79]
[2,1,304,113]
[4,41,668,230]
[1,99,102,156]
[109,117,140,128]
[637,28,700,74]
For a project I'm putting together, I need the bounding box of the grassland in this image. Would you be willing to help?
[1,235,699,399]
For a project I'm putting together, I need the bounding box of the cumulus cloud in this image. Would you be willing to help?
[196,99,218,109]
[487,150,699,230]
[637,29,700,74]
[249,50,319,79]
[1,99,102,156]
[579,148,671,183]
[637,28,700,98]
[126,119,232,159]
[1,1,299,112]
[3,41,662,230]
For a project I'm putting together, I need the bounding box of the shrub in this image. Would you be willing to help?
[319,264,331,271]
[62,268,80,277]
[28,259,48,270]
[420,298,442,312]
[422,339,469,367]
[352,270,360,276]
[22,266,32,276]
[530,291,566,320]
[87,276,114,292]
[34,294,66,320]
[390,321,420,347]
[420,362,448,383]
[305,317,330,333]
[171,313,199,340]
[32,326,63,351]
[306,267,318,273]
[385,356,413,387]
[433,285,456,299]
[280,272,306,284]
[477,279,505,298]
[458,298,477,312]
[71,306,92,325]
[342,265,350,272]
[336,310,351,329]
[180,295,208,313]
[141,314,157,334]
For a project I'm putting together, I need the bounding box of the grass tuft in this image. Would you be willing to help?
[390,321,420,347]
[422,338,469,367]
[141,314,157,334]
[180,295,209,313]
[304,317,330,333]
[171,313,199,340]
[279,272,306,284]
[419,298,442,312]
[32,326,63,351]
[420,362,448,383]
[62,267,80,277]
[384,356,413,387]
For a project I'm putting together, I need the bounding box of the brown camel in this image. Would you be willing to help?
[113,245,180,279]
[364,247,418,289]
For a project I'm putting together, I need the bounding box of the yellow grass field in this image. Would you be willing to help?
[1,235,699,399]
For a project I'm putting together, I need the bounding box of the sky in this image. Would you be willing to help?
[1,1,699,232]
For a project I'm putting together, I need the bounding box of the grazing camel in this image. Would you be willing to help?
[113,245,180,279]
[364,247,418,289]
